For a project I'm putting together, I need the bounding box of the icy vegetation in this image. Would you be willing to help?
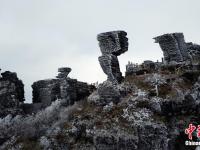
[1,31,200,149]
[0,100,82,149]
[0,73,199,150]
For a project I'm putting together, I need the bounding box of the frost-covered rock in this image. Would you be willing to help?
[96,81,121,106]
[40,136,50,150]
[0,71,24,118]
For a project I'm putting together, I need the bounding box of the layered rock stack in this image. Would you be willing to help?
[89,31,129,106]
[154,33,200,66]
[55,67,75,106]
[56,67,71,79]
[97,31,129,84]
[0,71,24,117]
[154,33,188,64]
[32,79,60,107]
[31,67,95,110]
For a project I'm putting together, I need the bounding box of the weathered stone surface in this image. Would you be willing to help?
[154,33,189,64]
[56,67,71,79]
[3,31,200,150]
[32,79,60,107]
[137,123,168,150]
[125,60,157,76]
[187,42,200,66]
[97,31,128,84]
[32,67,95,109]
[0,71,24,117]
[95,81,121,106]
[97,31,128,56]
[154,33,200,68]
[59,78,77,106]
[76,81,93,100]
[98,54,122,84]
[89,80,133,106]
[126,62,141,76]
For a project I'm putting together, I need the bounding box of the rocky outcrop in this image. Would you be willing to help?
[154,33,200,67]
[32,79,60,107]
[56,67,71,79]
[1,31,200,150]
[154,33,189,64]
[97,31,128,84]
[94,31,129,105]
[31,67,95,110]
[88,80,133,106]
[0,71,24,118]
[57,67,95,106]
[125,60,159,76]
[89,81,121,106]
[159,76,200,116]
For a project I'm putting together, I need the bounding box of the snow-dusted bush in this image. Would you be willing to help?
[0,99,79,141]
[145,73,166,96]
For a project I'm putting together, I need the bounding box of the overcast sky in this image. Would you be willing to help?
[0,0,200,103]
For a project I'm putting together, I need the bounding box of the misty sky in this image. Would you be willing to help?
[0,0,200,103]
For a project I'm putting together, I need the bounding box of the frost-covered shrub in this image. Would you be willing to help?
[145,73,166,96]
[0,99,78,142]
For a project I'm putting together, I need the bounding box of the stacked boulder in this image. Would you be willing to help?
[154,33,200,67]
[90,31,129,106]
[31,67,95,110]
[0,71,24,118]
[154,33,189,64]
[56,67,71,79]
[97,31,128,84]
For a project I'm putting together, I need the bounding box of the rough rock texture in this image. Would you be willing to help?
[31,67,95,110]
[58,69,95,106]
[97,31,128,84]
[187,42,200,68]
[159,76,200,116]
[56,67,71,79]
[32,79,60,107]
[90,81,121,106]
[154,33,200,67]
[154,33,189,64]
[97,31,128,56]
[1,32,200,150]
[0,71,24,118]
[125,60,158,76]
[1,68,200,150]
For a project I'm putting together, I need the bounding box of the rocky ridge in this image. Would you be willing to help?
[0,31,200,150]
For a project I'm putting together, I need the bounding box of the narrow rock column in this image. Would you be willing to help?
[97,31,129,84]
[57,67,77,106]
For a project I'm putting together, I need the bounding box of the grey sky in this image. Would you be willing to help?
[0,0,199,103]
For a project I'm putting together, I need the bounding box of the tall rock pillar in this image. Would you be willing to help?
[97,31,129,84]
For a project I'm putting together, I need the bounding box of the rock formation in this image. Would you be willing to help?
[125,60,159,76]
[154,33,200,66]
[56,67,71,79]
[1,31,200,149]
[32,79,60,107]
[89,81,121,106]
[154,33,189,64]
[97,31,128,84]
[31,67,95,110]
[0,71,24,118]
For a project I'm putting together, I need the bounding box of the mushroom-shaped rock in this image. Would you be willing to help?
[97,31,129,84]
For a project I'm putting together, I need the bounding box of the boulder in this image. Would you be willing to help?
[0,71,24,118]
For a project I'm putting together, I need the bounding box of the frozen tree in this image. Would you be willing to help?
[146,73,166,96]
